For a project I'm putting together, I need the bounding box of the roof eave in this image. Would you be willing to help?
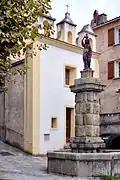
[93,16,120,30]
[57,21,77,27]
[78,30,97,37]
[43,15,56,21]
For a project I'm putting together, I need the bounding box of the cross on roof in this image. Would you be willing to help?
[65,4,70,13]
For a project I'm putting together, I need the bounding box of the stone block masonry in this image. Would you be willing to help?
[100,113,120,136]
[47,151,120,178]
[47,68,112,178]
[70,69,106,152]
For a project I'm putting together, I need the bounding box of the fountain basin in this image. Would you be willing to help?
[47,151,120,178]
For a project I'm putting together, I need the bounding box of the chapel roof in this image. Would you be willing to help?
[44,12,56,21]
[80,24,90,33]
[78,24,96,36]
[57,12,76,27]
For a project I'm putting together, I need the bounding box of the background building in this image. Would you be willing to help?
[91,11,120,147]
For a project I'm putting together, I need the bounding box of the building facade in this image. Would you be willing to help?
[91,11,120,139]
[38,38,99,154]
[0,12,99,155]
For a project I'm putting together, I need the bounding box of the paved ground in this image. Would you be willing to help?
[0,141,88,180]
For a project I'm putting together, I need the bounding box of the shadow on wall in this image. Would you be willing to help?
[106,135,120,149]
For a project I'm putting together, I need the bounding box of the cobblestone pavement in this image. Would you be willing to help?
[0,141,95,180]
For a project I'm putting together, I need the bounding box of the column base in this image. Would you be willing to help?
[81,68,94,78]
[70,137,105,153]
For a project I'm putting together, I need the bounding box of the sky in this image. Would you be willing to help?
[50,0,120,33]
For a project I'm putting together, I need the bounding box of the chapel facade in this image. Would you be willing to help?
[0,10,99,155]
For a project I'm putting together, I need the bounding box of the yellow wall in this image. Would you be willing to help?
[57,31,64,41]
[68,31,73,44]
[70,108,75,137]
[94,58,99,78]
[89,38,93,50]
[23,37,99,154]
[24,41,40,155]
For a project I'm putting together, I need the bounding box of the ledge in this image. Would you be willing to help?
[116,89,120,93]
[39,36,100,59]
[47,151,120,160]
[101,121,120,126]
[113,77,120,81]
[113,43,120,47]
[64,85,70,88]
[70,82,106,93]
[100,112,120,115]
[50,128,58,131]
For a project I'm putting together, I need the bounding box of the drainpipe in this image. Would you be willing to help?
[0,84,6,142]
[3,77,6,142]
[3,90,6,142]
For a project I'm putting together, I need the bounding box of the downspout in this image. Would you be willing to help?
[3,76,6,142]
[3,90,6,142]
[0,84,6,142]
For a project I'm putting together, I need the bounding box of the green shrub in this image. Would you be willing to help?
[102,175,120,180]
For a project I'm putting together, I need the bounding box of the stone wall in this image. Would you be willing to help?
[48,151,120,178]
[0,60,24,149]
[100,113,120,135]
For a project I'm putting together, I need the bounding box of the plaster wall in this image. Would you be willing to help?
[40,44,96,154]
[94,20,120,113]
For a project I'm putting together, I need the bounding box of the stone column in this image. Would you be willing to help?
[70,69,106,153]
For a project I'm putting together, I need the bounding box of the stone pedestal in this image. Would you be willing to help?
[47,69,120,178]
[70,69,106,152]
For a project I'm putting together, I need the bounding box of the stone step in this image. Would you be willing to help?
[64,143,70,149]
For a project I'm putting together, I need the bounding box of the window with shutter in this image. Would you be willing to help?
[108,61,114,79]
[64,65,76,86]
[114,59,120,78]
[119,62,120,76]
[65,69,70,85]
[114,26,120,44]
[119,29,120,44]
[108,28,115,46]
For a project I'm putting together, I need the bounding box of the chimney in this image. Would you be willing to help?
[97,13,107,25]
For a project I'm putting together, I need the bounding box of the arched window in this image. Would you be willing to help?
[57,31,62,39]
[89,38,93,50]
[68,31,73,44]
[43,20,49,37]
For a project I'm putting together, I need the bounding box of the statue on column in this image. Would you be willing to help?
[81,34,92,70]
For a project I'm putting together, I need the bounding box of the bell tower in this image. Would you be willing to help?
[56,6,76,44]
[38,12,56,38]
[76,24,97,52]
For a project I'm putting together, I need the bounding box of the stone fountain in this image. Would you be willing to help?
[47,35,120,178]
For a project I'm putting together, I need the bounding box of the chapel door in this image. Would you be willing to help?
[66,108,71,143]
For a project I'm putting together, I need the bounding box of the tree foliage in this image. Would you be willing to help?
[0,0,53,90]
